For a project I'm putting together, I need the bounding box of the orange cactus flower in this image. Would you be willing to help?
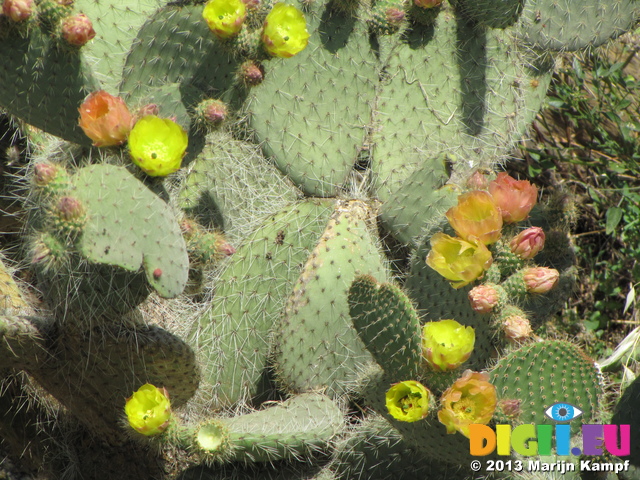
[426,233,493,289]
[78,90,134,147]
[438,370,497,438]
[446,191,502,245]
[488,173,538,223]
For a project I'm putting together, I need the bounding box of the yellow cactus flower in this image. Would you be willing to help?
[446,191,502,245]
[261,3,310,58]
[438,370,497,438]
[426,233,493,289]
[78,90,133,147]
[202,0,247,40]
[124,384,172,436]
[128,115,188,177]
[385,381,431,423]
[422,319,475,371]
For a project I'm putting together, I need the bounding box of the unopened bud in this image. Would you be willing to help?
[240,60,265,87]
[56,196,84,221]
[509,227,545,260]
[136,103,159,120]
[468,285,499,314]
[498,398,521,419]
[386,7,405,26]
[34,163,58,186]
[196,99,228,128]
[502,315,532,343]
[60,13,95,46]
[523,267,559,294]
[466,170,489,190]
[2,0,34,21]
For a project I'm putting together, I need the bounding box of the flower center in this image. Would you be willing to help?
[452,398,476,420]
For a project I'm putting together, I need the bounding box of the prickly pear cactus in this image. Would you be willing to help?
[0,0,633,477]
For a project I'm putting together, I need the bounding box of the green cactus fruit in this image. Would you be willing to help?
[491,340,602,434]
[31,162,71,196]
[50,195,86,236]
[275,200,390,397]
[191,199,335,408]
[348,274,423,379]
[28,231,69,275]
[194,98,229,130]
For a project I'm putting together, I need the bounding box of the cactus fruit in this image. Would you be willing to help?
[0,0,632,477]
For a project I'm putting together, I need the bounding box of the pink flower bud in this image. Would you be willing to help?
[386,7,405,26]
[240,60,265,87]
[2,0,34,22]
[468,285,499,313]
[241,0,260,9]
[523,267,559,294]
[34,163,58,186]
[56,196,84,221]
[509,227,545,260]
[498,399,521,419]
[60,13,96,46]
[466,170,489,190]
[202,100,227,125]
[136,103,160,119]
[218,241,236,257]
[502,315,532,343]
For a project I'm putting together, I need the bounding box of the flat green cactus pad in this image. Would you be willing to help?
[0,26,99,144]
[246,3,378,197]
[219,393,343,462]
[191,199,335,408]
[71,164,189,298]
[276,200,389,397]
[348,274,423,379]
[491,340,602,434]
